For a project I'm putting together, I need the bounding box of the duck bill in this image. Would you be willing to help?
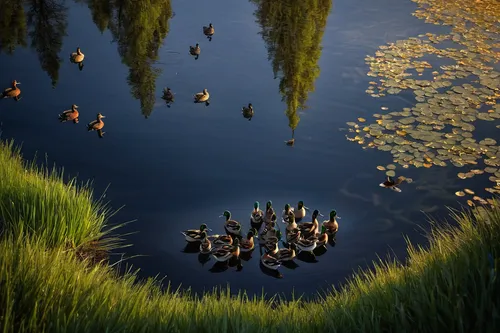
[318,213,324,217]
[218,215,224,218]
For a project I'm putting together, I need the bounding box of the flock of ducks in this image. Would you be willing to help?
[181,201,340,276]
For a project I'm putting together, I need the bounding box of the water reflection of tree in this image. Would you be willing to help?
[84,0,172,118]
[0,0,27,54]
[26,0,68,88]
[252,0,332,131]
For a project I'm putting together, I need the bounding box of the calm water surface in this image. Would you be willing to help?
[0,0,487,298]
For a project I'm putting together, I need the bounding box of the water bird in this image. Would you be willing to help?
[250,201,264,231]
[203,23,214,41]
[298,209,323,236]
[259,220,281,244]
[311,225,328,247]
[285,138,295,146]
[220,210,242,237]
[181,223,211,242]
[70,47,85,70]
[294,200,309,220]
[281,203,295,226]
[199,232,212,254]
[322,210,339,236]
[260,251,282,270]
[189,43,201,59]
[296,236,317,253]
[211,238,240,262]
[379,176,405,192]
[265,240,297,262]
[162,87,174,107]
[58,104,79,123]
[264,201,275,224]
[242,103,254,120]
[2,80,21,101]
[87,113,106,134]
[210,234,233,247]
[194,88,210,104]
[285,227,301,244]
[240,228,257,252]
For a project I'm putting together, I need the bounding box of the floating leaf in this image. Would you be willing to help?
[386,164,396,170]
[358,118,366,123]
[377,166,386,171]
[467,200,475,207]
[386,170,396,177]
[457,173,467,179]
[464,188,475,195]
[455,191,466,197]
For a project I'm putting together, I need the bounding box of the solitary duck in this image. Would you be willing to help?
[181,223,211,242]
[250,201,264,231]
[242,103,254,121]
[294,201,308,220]
[189,43,201,59]
[221,210,242,237]
[70,47,85,70]
[162,87,174,107]
[298,209,322,236]
[87,113,105,131]
[322,210,339,236]
[203,23,214,40]
[2,80,21,101]
[194,88,210,104]
[58,104,79,123]
[379,176,405,192]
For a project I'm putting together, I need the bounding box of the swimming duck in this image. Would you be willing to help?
[322,210,339,236]
[162,87,174,106]
[294,201,308,220]
[210,234,233,247]
[87,113,105,131]
[298,209,322,236]
[242,103,254,120]
[58,104,79,123]
[181,223,211,242]
[285,138,295,146]
[203,23,214,40]
[221,210,242,237]
[189,43,201,59]
[296,236,318,253]
[211,238,240,262]
[264,201,275,224]
[265,240,296,262]
[199,232,212,254]
[194,89,210,103]
[2,80,21,101]
[380,176,405,192]
[250,201,264,230]
[311,225,328,247]
[70,47,85,70]
[259,220,282,243]
[285,227,301,244]
[240,228,257,252]
[260,251,281,270]
[281,204,295,224]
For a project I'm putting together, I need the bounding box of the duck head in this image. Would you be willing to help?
[297,201,304,209]
[330,210,337,221]
[220,210,231,219]
[253,201,260,209]
[266,200,272,210]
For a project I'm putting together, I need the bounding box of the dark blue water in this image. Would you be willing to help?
[0,0,493,299]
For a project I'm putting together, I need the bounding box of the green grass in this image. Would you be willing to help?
[0,140,499,332]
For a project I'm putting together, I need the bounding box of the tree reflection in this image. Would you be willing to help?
[84,0,173,118]
[26,0,68,88]
[252,0,332,134]
[0,0,28,54]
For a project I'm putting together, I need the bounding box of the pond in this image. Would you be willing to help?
[0,0,499,299]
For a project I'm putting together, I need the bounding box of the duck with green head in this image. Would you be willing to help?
[211,238,240,262]
[181,223,211,243]
[322,210,339,236]
[221,210,242,237]
[250,201,264,230]
[199,232,212,254]
[294,201,308,220]
[298,209,323,236]
[264,201,275,224]
[240,228,258,252]
[310,225,328,247]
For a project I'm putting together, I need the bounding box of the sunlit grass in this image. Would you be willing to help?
[0,140,499,332]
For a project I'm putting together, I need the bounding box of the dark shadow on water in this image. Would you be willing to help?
[313,245,327,256]
[239,250,254,262]
[198,253,211,266]
[259,261,283,279]
[182,242,200,254]
[209,260,229,273]
[281,260,299,270]
[328,237,337,248]
[296,251,318,263]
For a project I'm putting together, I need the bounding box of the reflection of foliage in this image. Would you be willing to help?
[346,0,500,203]
[26,0,68,88]
[252,0,331,130]
[0,0,27,54]
[84,0,172,118]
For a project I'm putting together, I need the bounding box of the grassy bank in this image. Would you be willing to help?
[0,140,499,332]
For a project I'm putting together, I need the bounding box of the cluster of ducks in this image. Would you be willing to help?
[181,200,340,275]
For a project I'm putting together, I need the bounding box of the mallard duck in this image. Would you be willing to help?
[380,176,405,192]
[311,225,328,247]
[259,221,281,244]
[87,113,105,131]
[221,210,242,236]
[203,23,214,39]
[298,209,322,235]
[70,47,85,70]
[264,201,275,224]
[211,238,240,262]
[2,80,21,101]
[250,201,264,230]
[240,228,257,252]
[162,87,174,106]
[296,236,317,253]
[194,89,210,103]
[210,234,233,247]
[199,232,212,254]
[285,225,301,243]
[277,243,297,261]
[242,103,254,120]
[58,104,79,123]
[281,204,295,224]
[181,223,211,242]
[294,201,308,220]
[260,251,281,270]
[322,210,339,236]
[282,207,297,231]
[189,43,201,59]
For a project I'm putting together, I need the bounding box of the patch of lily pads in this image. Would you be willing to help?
[346,0,500,206]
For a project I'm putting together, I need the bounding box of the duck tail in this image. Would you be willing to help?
[379,183,387,188]
[391,186,402,193]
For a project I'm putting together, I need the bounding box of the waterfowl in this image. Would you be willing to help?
[221,210,242,236]
[380,176,405,192]
[264,201,275,224]
[260,251,281,270]
[194,89,210,103]
[312,225,328,247]
[240,228,257,252]
[199,232,212,254]
[162,87,174,106]
[2,80,21,101]
[203,23,214,39]
[211,238,240,262]
[70,47,85,70]
[281,204,295,224]
[242,103,254,120]
[285,227,301,244]
[259,221,281,244]
[265,240,296,262]
[181,223,211,242]
[210,234,233,247]
[285,138,295,146]
[189,43,201,59]
[294,201,308,220]
[298,209,322,236]
[322,210,339,236]
[250,201,264,230]
[87,113,105,131]
[58,104,79,123]
[296,236,317,253]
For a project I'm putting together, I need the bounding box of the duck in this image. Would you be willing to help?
[70,47,85,70]
[221,210,242,237]
[199,232,212,254]
[194,89,210,103]
[281,204,295,224]
[298,209,322,236]
[259,220,281,244]
[264,201,275,224]
[162,87,174,106]
[379,176,405,192]
[260,251,281,270]
[285,138,295,146]
[294,201,308,220]
[181,223,211,242]
[265,240,296,261]
[240,228,257,252]
[250,201,264,230]
[203,23,215,39]
[296,236,317,253]
[189,43,201,59]
[87,113,105,131]
[285,227,301,244]
[311,225,328,247]
[242,103,254,120]
[322,210,339,236]
[2,80,22,101]
[58,104,79,123]
[210,234,233,247]
[211,238,240,262]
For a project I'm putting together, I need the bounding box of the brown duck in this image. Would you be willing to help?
[58,104,79,123]
[87,113,105,131]
[2,80,22,101]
